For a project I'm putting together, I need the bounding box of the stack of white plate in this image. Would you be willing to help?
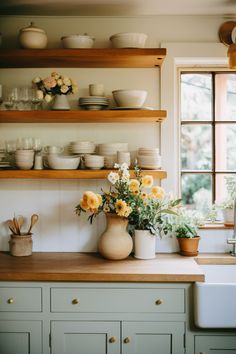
[98,142,129,168]
[69,141,96,155]
[84,155,104,170]
[137,147,161,170]
[78,96,109,110]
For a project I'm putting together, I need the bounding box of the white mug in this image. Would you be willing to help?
[117,151,131,166]
[43,145,64,154]
[89,83,104,96]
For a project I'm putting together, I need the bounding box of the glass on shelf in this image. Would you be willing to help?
[30,88,43,110]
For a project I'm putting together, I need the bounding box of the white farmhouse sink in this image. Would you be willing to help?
[194,264,236,328]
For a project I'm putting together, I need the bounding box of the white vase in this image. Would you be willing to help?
[222,208,234,226]
[98,213,133,260]
[52,94,70,110]
[134,229,156,259]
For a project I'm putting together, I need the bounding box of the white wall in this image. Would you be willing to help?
[0,15,233,253]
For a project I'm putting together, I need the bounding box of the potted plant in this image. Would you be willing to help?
[127,166,181,259]
[32,71,78,110]
[211,176,236,226]
[170,209,203,257]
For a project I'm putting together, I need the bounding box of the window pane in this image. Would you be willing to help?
[215,73,236,121]
[181,125,212,170]
[215,174,236,203]
[181,174,212,213]
[215,124,236,171]
[181,73,212,121]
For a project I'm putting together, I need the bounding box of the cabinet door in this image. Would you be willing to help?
[0,320,42,354]
[195,335,236,354]
[51,321,120,354]
[122,321,185,354]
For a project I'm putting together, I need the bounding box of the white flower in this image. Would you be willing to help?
[63,77,71,86]
[60,85,69,94]
[32,76,41,84]
[57,79,63,86]
[120,162,129,171]
[107,171,119,184]
[44,94,52,103]
[36,90,44,100]
[121,169,130,182]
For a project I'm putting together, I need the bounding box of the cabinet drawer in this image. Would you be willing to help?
[0,287,42,312]
[51,287,184,313]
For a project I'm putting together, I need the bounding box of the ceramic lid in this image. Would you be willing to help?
[20,22,46,34]
[61,33,95,40]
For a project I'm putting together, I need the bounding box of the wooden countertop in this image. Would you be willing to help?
[0,252,205,282]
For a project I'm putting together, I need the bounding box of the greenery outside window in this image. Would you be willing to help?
[180,71,236,214]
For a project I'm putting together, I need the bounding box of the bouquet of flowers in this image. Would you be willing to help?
[75,163,181,235]
[32,71,78,103]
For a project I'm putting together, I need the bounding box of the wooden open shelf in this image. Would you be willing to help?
[0,109,166,123]
[0,48,166,68]
[0,169,167,180]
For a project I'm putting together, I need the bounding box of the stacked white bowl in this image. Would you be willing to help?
[69,141,96,155]
[137,147,162,170]
[84,155,104,169]
[15,149,34,170]
[98,142,129,168]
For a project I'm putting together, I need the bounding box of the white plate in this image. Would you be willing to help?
[111,106,153,110]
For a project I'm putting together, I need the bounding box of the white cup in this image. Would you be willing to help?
[43,145,64,154]
[89,83,105,96]
[117,151,131,166]
[34,153,43,170]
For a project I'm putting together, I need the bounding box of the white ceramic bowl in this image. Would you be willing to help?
[110,32,147,48]
[47,155,80,170]
[112,89,147,108]
[61,34,95,48]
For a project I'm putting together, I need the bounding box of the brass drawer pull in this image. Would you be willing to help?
[71,298,79,305]
[109,336,116,343]
[7,298,15,304]
[124,337,131,344]
[155,299,163,305]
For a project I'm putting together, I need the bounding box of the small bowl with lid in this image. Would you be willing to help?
[110,32,147,48]
[61,34,95,48]
[18,22,48,49]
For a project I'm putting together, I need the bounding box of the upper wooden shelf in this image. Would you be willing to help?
[0,109,166,123]
[0,169,167,180]
[0,48,166,68]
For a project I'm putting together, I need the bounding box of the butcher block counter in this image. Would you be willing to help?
[0,252,206,282]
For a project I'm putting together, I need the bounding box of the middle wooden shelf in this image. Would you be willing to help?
[0,109,166,123]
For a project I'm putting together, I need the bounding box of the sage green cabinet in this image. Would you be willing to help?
[195,335,236,354]
[51,321,120,354]
[122,321,185,354]
[0,320,42,354]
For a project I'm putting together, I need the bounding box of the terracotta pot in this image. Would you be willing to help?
[134,230,156,259]
[51,94,70,111]
[9,233,33,257]
[177,236,200,257]
[98,213,133,260]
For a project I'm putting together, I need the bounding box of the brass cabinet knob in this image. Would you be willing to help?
[124,337,131,344]
[200,352,205,354]
[71,298,79,305]
[7,298,14,304]
[155,299,163,305]
[109,336,116,343]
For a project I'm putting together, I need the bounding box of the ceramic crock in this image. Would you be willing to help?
[19,22,48,49]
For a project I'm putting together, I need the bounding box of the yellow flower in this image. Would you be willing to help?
[84,191,100,209]
[129,179,140,192]
[142,175,153,188]
[141,192,147,199]
[96,194,103,206]
[80,198,88,210]
[151,186,165,200]
[115,199,128,217]
[103,205,110,213]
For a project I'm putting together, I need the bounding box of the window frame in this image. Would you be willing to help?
[179,69,236,204]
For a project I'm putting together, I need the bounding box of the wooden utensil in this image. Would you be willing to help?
[27,214,39,234]
[13,216,21,235]
[17,215,24,233]
[6,219,17,235]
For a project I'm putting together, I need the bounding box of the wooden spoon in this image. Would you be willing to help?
[17,215,24,233]
[27,214,39,234]
[6,219,17,235]
[13,216,21,235]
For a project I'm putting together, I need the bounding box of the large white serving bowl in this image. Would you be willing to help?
[110,32,147,48]
[61,34,95,48]
[47,154,80,170]
[112,89,147,108]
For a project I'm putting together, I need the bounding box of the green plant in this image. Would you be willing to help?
[168,208,203,238]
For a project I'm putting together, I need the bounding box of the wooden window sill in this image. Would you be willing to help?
[199,222,234,230]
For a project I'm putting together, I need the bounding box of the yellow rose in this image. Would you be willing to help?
[60,85,69,94]
[80,198,88,210]
[96,194,103,206]
[86,192,101,209]
[115,199,128,217]
[151,186,165,200]
[142,175,153,188]
[63,77,71,86]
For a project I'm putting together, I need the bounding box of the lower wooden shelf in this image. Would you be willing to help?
[0,169,167,180]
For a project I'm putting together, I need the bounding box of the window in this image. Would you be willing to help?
[180,71,236,213]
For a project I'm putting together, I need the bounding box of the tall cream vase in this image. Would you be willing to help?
[98,213,133,260]
[134,229,156,259]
